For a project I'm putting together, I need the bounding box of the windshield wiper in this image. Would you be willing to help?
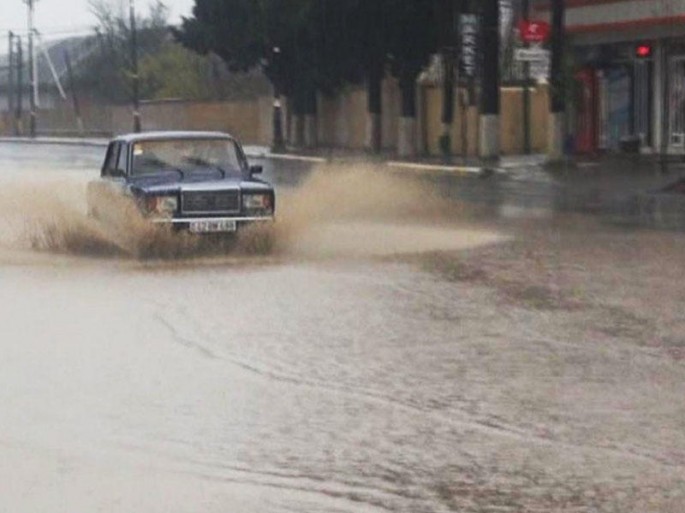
[139,158,185,179]
[183,157,226,179]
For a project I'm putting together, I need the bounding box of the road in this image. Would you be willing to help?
[0,142,684,513]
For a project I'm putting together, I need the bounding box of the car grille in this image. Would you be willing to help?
[182,190,240,214]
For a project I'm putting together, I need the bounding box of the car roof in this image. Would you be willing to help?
[113,131,235,144]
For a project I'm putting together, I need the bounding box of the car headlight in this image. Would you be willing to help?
[243,193,273,212]
[145,195,178,216]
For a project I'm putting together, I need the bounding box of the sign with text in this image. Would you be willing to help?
[459,14,480,79]
[515,48,550,62]
[515,47,550,82]
[518,20,551,43]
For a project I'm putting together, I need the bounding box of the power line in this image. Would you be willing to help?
[0,27,94,40]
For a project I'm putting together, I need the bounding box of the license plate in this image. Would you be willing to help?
[189,220,237,233]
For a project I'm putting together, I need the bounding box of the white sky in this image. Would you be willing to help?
[1,0,195,39]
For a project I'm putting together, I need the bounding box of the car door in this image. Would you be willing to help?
[87,141,130,220]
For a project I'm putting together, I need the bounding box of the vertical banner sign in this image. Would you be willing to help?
[459,14,479,80]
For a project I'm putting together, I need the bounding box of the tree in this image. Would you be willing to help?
[386,0,439,157]
[175,0,354,147]
[343,0,388,153]
[138,41,215,100]
[77,0,169,104]
[342,0,438,155]
[436,0,458,159]
[548,0,566,160]
[175,1,438,153]
[479,0,501,160]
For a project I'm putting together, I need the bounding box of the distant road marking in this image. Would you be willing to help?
[386,161,483,175]
[262,153,328,163]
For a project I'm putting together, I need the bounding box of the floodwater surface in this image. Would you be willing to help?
[0,143,684,513]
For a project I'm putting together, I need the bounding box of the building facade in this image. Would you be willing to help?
[536,0,685,154]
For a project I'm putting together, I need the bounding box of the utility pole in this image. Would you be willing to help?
[479,0,500,161]
[365,2,384,154]
[36,31,66,101]
[8,32,15,129]
[64,50,84,135]
[16,36,24,135]
[438,0,456,161]
[522,0,531,154]
[130,0,141,133]
[26,0,38,137]
[458,0,477,161]
[548,0,566,160]
[271,46,284,151]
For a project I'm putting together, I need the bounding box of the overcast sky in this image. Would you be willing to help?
[1,0,195,38]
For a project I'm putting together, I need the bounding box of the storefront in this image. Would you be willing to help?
[535,0,685,155]
[572,42,653,153]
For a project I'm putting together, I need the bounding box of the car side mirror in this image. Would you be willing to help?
[249,165,263,176]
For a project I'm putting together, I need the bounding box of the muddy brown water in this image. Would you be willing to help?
[0,143,684,513]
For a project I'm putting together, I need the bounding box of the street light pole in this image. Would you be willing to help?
[522,0,531,154]
[16,36,24,135]
[479,0,500,161]
[272,46,285,151]
[26,0,37,137]
[130,0,141,133]
[548,0,566,160]
[8,32,15,129]
[439,0,456,161]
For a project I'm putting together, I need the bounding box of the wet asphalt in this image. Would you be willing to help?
[0,142,684,513]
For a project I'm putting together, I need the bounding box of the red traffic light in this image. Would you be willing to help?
[636,44,652,58]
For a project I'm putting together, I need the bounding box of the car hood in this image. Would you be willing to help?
[128,173,272,195]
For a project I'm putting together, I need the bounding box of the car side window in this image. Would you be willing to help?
[115,144,128,176]
[102,143,118,177]
[234,141,249,171]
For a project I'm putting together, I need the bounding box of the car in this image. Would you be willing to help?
[87,131,275,235]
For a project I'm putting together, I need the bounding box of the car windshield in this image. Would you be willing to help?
[131,138,245,177]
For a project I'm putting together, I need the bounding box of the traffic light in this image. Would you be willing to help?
[636,44,652,59]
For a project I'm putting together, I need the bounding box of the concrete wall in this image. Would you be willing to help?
[1,84,551,157]
[318,87,367,148]
[112,99,272,145]
[422,85,549,156]
[422,87,479,157]
[500,86,550,154]
[381,78,401,150]
[0,100,112,137]
[315,78,400,150]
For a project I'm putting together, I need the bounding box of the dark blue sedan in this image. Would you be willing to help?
[87,131,275,234]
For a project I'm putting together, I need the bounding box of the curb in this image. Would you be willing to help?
[260,152,327,164]
[249,153,491,176]
[0,136,108,148]
[386,160,484,176]
[1,137,505,177]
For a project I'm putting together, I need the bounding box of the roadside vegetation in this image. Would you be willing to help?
[76,0,271,103]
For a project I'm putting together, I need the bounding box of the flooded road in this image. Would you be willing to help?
[1,142,684,512]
